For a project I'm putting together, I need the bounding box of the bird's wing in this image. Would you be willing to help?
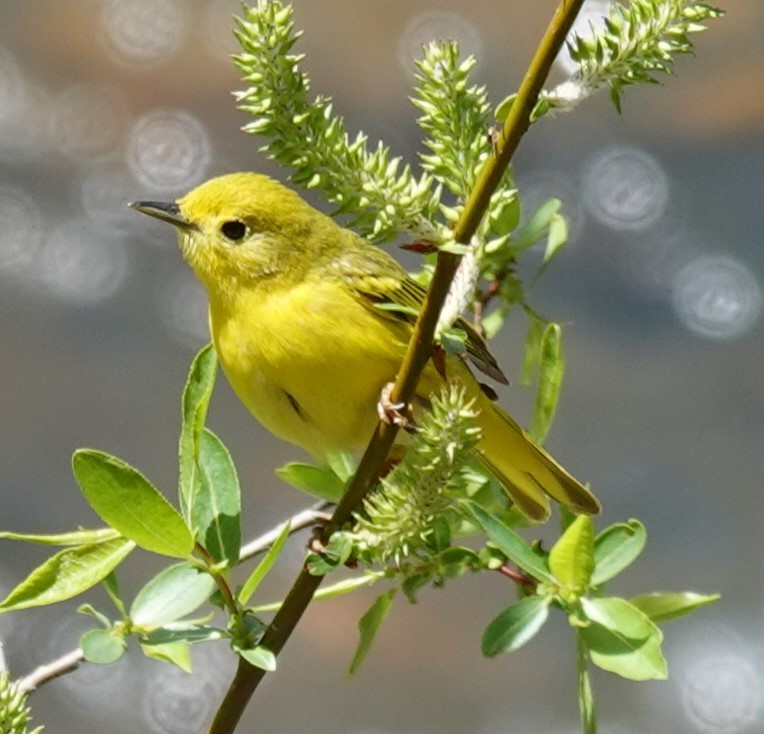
[334,244,508,385]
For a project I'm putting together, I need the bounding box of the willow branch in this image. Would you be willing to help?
[208,2,585,731]
[238,501,332,562]
[7,503,329,698]
[17,648,85,693]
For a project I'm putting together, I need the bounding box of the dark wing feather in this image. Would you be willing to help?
[333,242,508,385]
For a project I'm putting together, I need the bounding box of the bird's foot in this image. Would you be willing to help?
[377,382,412,428]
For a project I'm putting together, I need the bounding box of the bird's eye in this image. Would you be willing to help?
[221,220,247,241]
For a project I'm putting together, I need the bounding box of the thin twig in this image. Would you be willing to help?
[207,2,586,732]
[238,502,332,562]
[10,503,331,696]
[498,564,533,586]
[18,648,85,693]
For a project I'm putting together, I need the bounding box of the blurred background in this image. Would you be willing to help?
[0,1,762,732]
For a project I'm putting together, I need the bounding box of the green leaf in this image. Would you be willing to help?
[629,592,720,623]
[77,602,112,628]
[179,343,218,519]
[529,323,564,444]
[315,573,382,600]
[349,587,397,675]
[0,537,135,612]
[275,462,345,503]
[80,628,127,665]
[519,316,544,386]
[141,624,224,646]
[464,501,556,584]
[130,562,216,628]
[102,570,128,618]
[530,97,550,122]
[192,428,241,567]
[440,327,467,357]
[591,520,647,585]
[488,191,520,236]
[306,532,354,576]
[544,212,568,263]
[141,641,192,673]
[237,645,277,672]
[0,528,121,546]
[494,93,517,122]
[438,546,481,578]
[248,572,383,614]
[482,596,550,657]
[579,597,667,681]
[512,198,561,253]
[238,521,291,606]
[480,306,509,341]
[326,451,356,482]
[401,572,432,604]
[73,450,194,558]
[440,241,472,256]
[373,302,421,318]
[549,515,595,593]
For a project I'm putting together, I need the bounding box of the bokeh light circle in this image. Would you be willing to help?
[155,267,210,346]
[398,11,483,73]
[33,612,136,713]
[617,216,696,299]
[0,82,52,163]
[203,0,241,60]
[0,186,44,279]
[583,146,669,231]
[672,254,761,340]
[682,654,762,733]
[35,219,130,305]
[0,44,24,124]
[51,84,129,160]
[145,672,217,734]
[100,0,189,68]
[127,109,211,193]
[78,163,142,233]
[143,646,232,734]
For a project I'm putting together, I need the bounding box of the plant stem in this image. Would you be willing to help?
[7,504,330,698]
[17,648,85,693]
[195,543,241,620]
[238,502,332,562]
[208,2,586,731]
[577,632,597,734]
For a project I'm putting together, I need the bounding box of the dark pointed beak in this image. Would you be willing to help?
[128,200,196,231]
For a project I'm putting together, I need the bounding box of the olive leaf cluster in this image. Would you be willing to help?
[0,348,281,677]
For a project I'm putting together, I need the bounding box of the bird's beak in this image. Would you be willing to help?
[129,200,197,231]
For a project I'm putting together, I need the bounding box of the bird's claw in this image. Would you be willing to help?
[377,382,411,427]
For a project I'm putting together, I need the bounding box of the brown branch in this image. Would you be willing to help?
[208,2,586,731]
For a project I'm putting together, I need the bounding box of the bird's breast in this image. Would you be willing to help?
[208,278,407,459]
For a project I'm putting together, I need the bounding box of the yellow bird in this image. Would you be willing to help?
[131,172,599,522]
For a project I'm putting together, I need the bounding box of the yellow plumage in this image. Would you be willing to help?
[131,172,600,522]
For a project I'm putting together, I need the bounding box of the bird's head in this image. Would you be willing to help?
[130,172,337,295]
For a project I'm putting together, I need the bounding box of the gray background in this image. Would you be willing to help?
[0,1,761,732]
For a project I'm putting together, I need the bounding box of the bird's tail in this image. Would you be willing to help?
[474,399,600,522]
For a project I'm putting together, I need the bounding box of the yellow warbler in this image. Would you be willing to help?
[131,172,599,521]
